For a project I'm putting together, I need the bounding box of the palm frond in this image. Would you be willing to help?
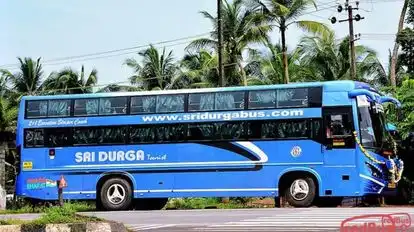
[295,20,331,38]
[185,38,218,53]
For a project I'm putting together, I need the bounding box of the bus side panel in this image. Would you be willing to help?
[16,171,85,200]
[318,167,360,196]
[173,140,323,193]
[20,149,47,171]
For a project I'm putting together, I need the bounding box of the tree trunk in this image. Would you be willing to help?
[238,62,247,86]
[0,141,6,210]
[390,0,409,89]
[280,23,289,84]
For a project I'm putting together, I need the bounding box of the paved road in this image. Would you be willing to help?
[82,207,414,231]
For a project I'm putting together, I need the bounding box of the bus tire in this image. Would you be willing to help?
[100,178,132,211]
[284,176,316,207]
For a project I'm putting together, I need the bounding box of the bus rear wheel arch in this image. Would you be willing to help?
[279,172,318,207]
[97,176,133,211]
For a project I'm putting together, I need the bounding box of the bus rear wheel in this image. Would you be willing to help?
[284,176,316,207]
[99,178,133,211]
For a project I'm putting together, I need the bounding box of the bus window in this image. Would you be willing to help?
[131,96,156,114]
[48,100,71,117]
[277,88,308,108]
[188,123,215,141]
[324,112,354,148]
[24,129,45,148]
[26,100,48,118]
[325,114,352,138]
[73,127,102,145]
[156,95,185,113]
[100,126,128,145]
[46,128,71,147]
[214,121,245,140]
[215,92,244,110]
[248,90,276,109]
[188,93,214,112]
[74,99,99,116]
[99,97,127,115]
[130,125,156,143]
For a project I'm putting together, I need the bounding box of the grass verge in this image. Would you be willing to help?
[165,197,274,209]
[0,204,102,229]
[0,201,95,214]
[0,197,273,215]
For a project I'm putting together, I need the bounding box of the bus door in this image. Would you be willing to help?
[322,106,358,195]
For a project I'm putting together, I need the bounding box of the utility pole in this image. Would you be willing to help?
[217,0,225,87]
[330,0,364,80]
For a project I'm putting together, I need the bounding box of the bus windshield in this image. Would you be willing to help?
[357,96,394,154]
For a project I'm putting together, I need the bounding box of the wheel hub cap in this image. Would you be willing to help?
[107,184,126,205]
[290,179,309,201]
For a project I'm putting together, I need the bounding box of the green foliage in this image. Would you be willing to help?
[43,65,98,94]
[29,204,101,225]
[384,79,414,138]
[397,28,414,76]
[407,0,414,24]
[0,99,18,133]
[165,197,272,209]
[0,218,24,225]
[166,198,222,209]
[1,201,95,214]
[186,0,271,86]
[0,203,100,229]
[0,0,413,210]
[125,45,177,90]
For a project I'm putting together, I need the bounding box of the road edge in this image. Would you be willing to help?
[0,221,127,232]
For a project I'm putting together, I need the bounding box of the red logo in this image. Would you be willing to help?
[383,213,411,231]
[340,213,412,232]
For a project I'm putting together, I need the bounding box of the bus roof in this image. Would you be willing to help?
[20,80,377,101]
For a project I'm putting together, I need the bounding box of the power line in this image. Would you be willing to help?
[0,32,213,69]
[0,0,405,71]
[3,55,395,95]
[302,0,406,17]
[360,33,414,40]
[4,40,197,71]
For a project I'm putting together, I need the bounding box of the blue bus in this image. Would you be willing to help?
[15,80,404,210]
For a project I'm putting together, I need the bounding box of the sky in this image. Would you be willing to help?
[0,0,406,88]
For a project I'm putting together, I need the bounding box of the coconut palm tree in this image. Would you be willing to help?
[0,71,11,97]
[176,50,220,88]
[0,99,17,135]
[0,57,44,96]
[245,42,312,84]
[186,0,271,86]
[42,65,98,94]
[124,45,177,90]
[297,30,386,83]
[390,0,410,89]
[245,0,330,84]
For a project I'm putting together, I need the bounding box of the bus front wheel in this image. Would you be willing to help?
[284,176,316,207]
[99,178,133,211]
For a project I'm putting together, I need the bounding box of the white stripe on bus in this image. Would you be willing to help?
[63,188,279,195]
[28,162,324,171]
